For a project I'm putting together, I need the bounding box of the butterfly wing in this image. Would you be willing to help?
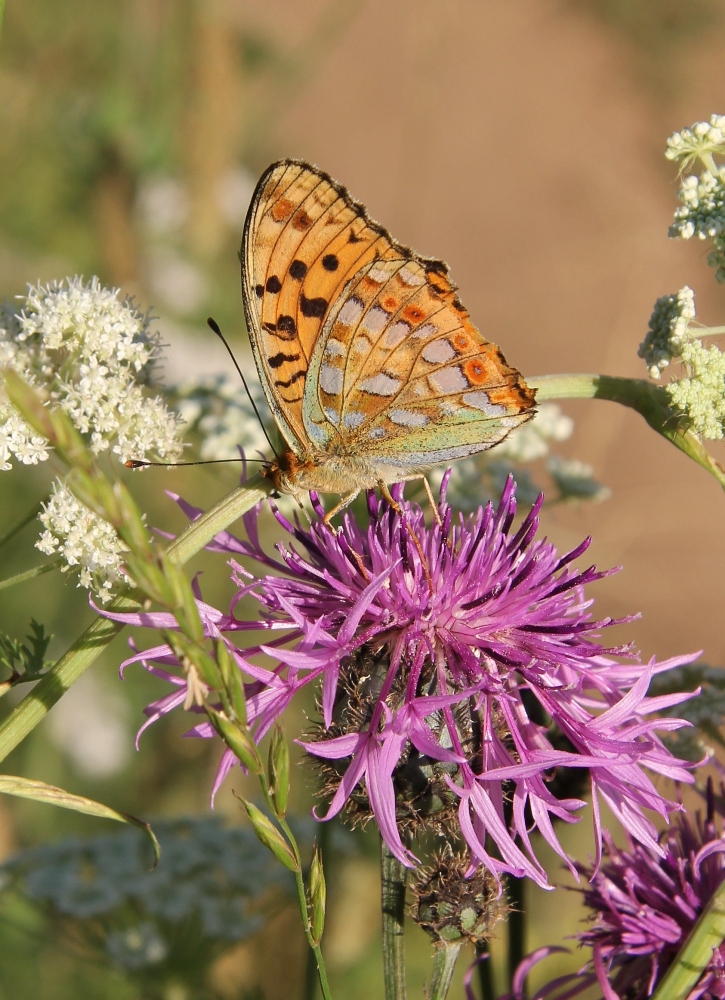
[241,159,420,455]
[303,255,535,469]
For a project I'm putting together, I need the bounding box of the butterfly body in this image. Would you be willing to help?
[241,159,536,511]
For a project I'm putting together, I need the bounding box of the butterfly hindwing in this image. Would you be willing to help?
[304,255,535,468]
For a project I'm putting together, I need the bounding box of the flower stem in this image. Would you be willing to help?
[0,558,63,592]
[651,877,725,1000]
[429,942,462,1000]
[0,502,43,550]
[507,875,526,992]
[476,944,495,1000]
[528,373,725,492]
[0,476,271,763]
[381,838,408,1000]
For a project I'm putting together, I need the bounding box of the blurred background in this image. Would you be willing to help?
[1,1,725,997]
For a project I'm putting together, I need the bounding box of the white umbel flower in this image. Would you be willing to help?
[667,340,725,440]
[36,481,131,603]
[638,286,696,379]
[0,276,184,469]
[665,115,725,170]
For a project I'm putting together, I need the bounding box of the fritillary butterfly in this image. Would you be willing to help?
[241,159,536,517]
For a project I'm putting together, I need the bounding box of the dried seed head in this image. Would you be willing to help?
[409,851,507,946]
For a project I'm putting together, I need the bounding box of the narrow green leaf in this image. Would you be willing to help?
[308,842,326,945]
[0,775,160,865]
[268,724,290,819]
[216,637,247,725]
[242,799,299,872]
[207,708,262,773]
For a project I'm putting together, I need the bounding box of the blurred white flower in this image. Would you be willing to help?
[146,252,208,315]
[667,338,725,440]
[173,372,271,460]
[216,166,256,227]
[547,456,611,502]
[494,402,574,462]
[48,671,131,778]
[136,176,189,237]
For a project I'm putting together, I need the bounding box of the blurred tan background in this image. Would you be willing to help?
[1,2,725,997]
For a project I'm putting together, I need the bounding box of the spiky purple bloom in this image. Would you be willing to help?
[577,788,725,1000]
[103,474,698,888]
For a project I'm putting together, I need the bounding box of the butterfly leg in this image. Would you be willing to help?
[391,474,443,528]
[378,481,434,595]
[322,489,361,526]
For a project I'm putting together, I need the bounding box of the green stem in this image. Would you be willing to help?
[429,942,462,1000]
[476,943,495,1000]
[0,558,63,591]
[651,878,725,1000]
[381,838,408,1000]
[303,819,332,1000]
[0,503,43,550]
[0,475,271,763]
[528,373,725,492]
[259,774,332,1000]
[0,0,6,43]
[507,875,526,992]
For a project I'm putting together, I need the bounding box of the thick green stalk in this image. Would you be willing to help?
[528,373,725,492]
[0,475,270,763]
[429,942,462,1000]
[651,879,725,1000]
[381,839,408,1000]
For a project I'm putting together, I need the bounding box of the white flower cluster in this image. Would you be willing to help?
[638,286,696,379]
[666,117,725,283]
[667,339,725,440]
[0,276,184,469]
[494,402,574,463]
[36,482,131,603]
[546,456,611,502]
[172,373,271,461]
[665,115,725,168]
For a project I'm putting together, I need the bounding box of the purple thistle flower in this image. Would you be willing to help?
[104,473,698,888]
[577,785,725,1000]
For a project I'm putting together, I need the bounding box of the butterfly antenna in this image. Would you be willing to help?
[126,457,267,469]
[206,316,280,459]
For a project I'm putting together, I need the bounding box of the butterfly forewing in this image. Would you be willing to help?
[242,159,409,454]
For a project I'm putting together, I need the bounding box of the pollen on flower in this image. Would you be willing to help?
[638,286,696,379]
[36,481,132,602]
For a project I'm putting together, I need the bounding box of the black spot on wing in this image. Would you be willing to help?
[274,370,306,388]
[322,254,339,271]
[266,275,282,293]
[268,351,300,369]
[290,259,307,280]
[300,294,328,318]
[255,284,264,298]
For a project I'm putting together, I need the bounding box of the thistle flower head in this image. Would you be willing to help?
[110,476,697,888]
[577,787,725,1000]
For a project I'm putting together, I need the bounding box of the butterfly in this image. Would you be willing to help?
[241,159,536,518]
